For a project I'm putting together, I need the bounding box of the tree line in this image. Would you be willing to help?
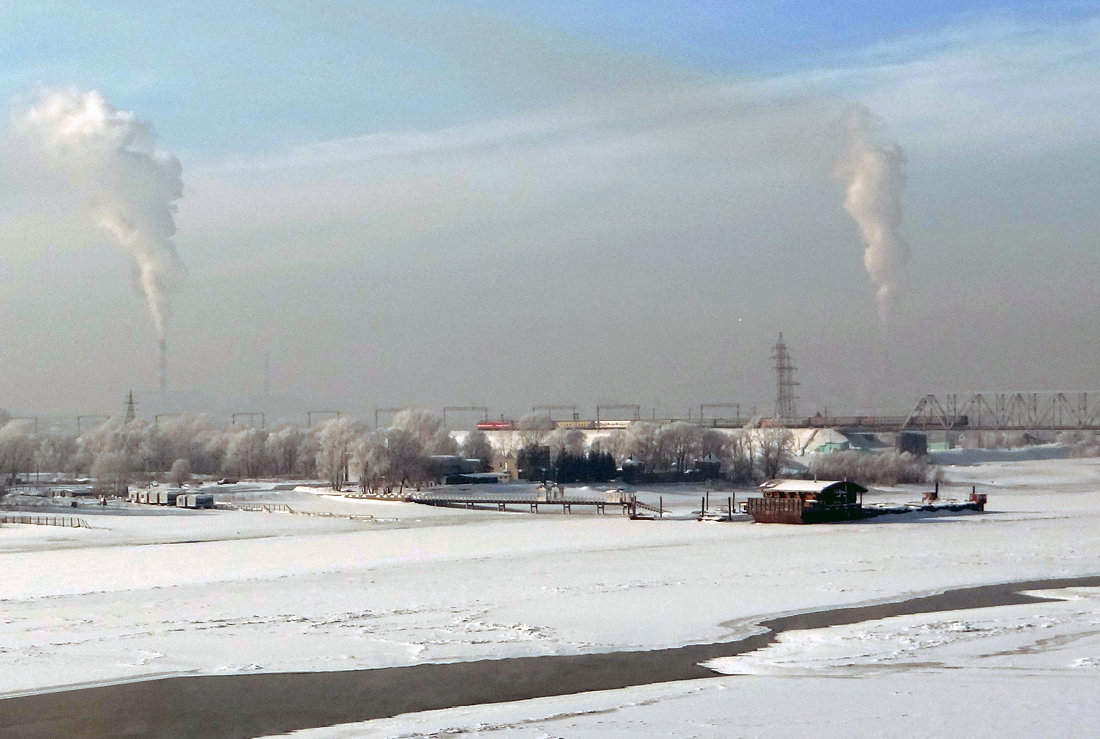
[0,407,798,493]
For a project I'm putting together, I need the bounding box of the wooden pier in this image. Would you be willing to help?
[411,493,642,516]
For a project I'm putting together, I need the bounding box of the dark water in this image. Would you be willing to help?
[3,575,1098,738]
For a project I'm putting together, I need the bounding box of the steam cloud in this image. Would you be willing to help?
[15,88,184,337]
[835,107,910,327]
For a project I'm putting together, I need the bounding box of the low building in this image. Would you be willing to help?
[896,431,928,456]
[428,455,486,483]
[747,479,868,524]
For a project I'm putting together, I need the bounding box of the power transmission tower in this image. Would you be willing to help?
[771,333,798,421]
[124,391,137,424]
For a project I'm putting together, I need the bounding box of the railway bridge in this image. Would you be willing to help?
[901,391,1100,432]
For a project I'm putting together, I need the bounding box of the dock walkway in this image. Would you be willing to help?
[410,494,638,515]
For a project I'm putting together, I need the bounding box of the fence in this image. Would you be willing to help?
[220,503,294,513]
[0,513,91,528]
[218,502,374,522]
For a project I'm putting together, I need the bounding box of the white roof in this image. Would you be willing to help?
[758,479,852,492]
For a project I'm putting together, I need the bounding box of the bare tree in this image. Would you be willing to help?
[0,420,36,485]
[726,430,756,482]
[625,421,660,471]
[92,450,130,495]
[460,429,493,470]
[544,427,587,463]
[430,429,458,456]
[700,429,729,461]
[657,421,703,471]
[388,429,429,492]
[169,458,192,487]
[516,412,554,446]
[758,427,794,479]
[599,429,631,464]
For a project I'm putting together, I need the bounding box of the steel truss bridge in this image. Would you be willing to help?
[902,392,1100,432]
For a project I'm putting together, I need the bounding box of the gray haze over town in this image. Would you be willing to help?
[2,5,1098,422]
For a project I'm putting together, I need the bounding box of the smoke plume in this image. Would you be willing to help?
[834,107,909,327]
[14,88,184,337]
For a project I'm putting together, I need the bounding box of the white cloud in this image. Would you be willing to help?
[749,14,1100,154]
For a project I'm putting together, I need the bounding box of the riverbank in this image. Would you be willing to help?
[3,575,1099,738]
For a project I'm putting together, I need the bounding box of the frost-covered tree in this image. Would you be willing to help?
[1057,431,1100,457]
[81,419,155,482]
[265,424,306,475]
[315,416,363,490]
[35,433,77,477]
[356,428,428,494]
[809,450,937,485]
[92,450,130,495]
[225,427,269,478]
[391,408,442,446]
[390,408,464,455]
[158,414,221,474]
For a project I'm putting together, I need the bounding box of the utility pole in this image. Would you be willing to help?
[373,407,402,429]
[532,405,578,422]
[442,406,489,428]
[308,410,341,428]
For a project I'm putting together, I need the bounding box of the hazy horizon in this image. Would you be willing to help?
[3,3,1098,421]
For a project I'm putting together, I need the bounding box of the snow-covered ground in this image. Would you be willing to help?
[3,455,1100,736]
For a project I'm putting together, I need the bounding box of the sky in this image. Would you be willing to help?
[1,1,1098,422]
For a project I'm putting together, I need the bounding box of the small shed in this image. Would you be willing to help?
[747,479,868,524]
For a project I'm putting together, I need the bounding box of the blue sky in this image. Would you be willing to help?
[3,1,1092,152]
[2,2,1099,417]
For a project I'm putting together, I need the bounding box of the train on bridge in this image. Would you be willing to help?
[476,419,634,431]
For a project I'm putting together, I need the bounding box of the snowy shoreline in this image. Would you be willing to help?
[3,456,1100,736]
[4,573,1099,737]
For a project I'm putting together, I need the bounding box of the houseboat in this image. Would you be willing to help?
[747,479,867,524]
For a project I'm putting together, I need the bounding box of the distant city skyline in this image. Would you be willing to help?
[2,2,1098,418]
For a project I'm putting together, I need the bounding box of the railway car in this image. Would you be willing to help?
[476,420,516,431]
[554,420,595,430]
[596,419,631,430]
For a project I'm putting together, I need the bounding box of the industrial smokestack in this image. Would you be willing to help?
[15,88,185,340]
[834,106,910,328]
[159,339,168,395]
